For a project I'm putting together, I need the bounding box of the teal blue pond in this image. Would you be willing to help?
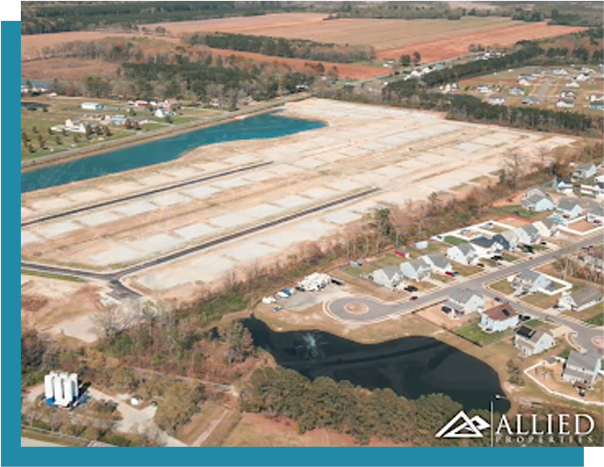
[21,114,324,193]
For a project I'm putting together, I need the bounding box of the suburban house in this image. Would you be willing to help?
[447,243,479,265]
[565,81,580,88]
[64,119,87,133]
[508,87,525,96]
[400,258,431,282]
[371,265,405,291]
[560,90,576,100]
[556,98,575,108]
[443,288,485,318]
[586,203,604,224]
[514,326,555,357]
[470,236,504,257]
[522,188,554,212]
[421,253,453,274]
[533,219,559,238]
[518,79,532,87]
[154,108,175,118]
[573,163,597,180]
[557,286,603,312]
[552,177,574,194]
[553,68,568,75]
[555,198,584,220]
[512,270,551,295]
[513,224,541,245]
[562,351,601,386]
[488,96,506,106]
[575,73,590,82]
[479,303,519,333]
[493,230,520,251]
[477,85,491,93]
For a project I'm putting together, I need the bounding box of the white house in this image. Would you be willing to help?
[560,90,576,100]
[586,204,604,224]
[154,108,175,118]
[565,81,580,88]
[552,177,573,194]
[532,219,559,238]
[553,68,568,75]
[557,98,575,108]
[512,270,551,295]
[513,224,541,245]
[562,351,601,386]
[508,87,525,96]
[447,243,479,265]
[81,102,103,111]
[64,119,88,133]
[514,326,555,357]
[371,265,405,290]
[420,253,453,274]
[573,163,597,180]
[575,73,590,82]
[479,303,519,333]
[443,288,484,318]
[556,198,584,220]
[493,230,520,251]
[522,188,554,212]
[477,85,491,94]
[488,97,506,106]
[470,237,504,257]
[400,258,431,282]
[557,286,603,312]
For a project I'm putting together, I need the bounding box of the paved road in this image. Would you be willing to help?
[21,162,273,227]
[328,232,603,355]
[22,187,381,298]
[584,448,604,467]
[21,437,63,447]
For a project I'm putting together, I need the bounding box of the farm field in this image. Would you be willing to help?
[21,99,578,301]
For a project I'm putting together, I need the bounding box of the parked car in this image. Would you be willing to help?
[441,306,452,313]
[272,306,282,313]
[405,285,418,292]
[409,296,419,301]
[494,297,503,303]
[477,263,485,268]
[540,241,547,246]
[445,271,456,277]
[491,255,503,261]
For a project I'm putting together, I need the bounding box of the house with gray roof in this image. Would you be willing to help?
[562,351,601,386]
[512,270,552,295]
[443,288,484,318]
[552,177,573,194]
[420,252,453,274]
[493,230,520,251]
[447,243,479,265]
[533,219,559,238]
[557,286,603,312]
[573,163,597,180]
[522,188,554,212]
[470,236,504,257]
[514,326,555,357]
[370,265,405,290]
[586,203,604,224]
[514,224,541,245]
[556,198,584,220]
[400,258,431,282]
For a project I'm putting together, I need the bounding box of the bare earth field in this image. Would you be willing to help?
[21,99,577,301]
[142,14,585,62]
[21,58,121,81]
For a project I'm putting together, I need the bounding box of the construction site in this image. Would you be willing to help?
[21,98,577,304]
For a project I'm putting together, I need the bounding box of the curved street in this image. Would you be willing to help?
[327,232,603,355]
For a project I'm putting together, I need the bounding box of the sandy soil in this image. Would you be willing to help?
[22,99,577,299]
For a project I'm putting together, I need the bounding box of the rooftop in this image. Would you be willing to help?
[566,351,601,372]
[482,303,518,321]
[569,286,603,307]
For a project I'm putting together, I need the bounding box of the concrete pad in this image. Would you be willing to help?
[271,195,309,209]
[186,254,235,282]
[65,189,109,204]
[210,177,251,190]
[174,222,217,240]
[112,200,157,217]
[245,203,285,220]
[241,171,275,182]
[222,242,278,262]
[21,206,34,219]
[225,154,259,166]
[293,158,326,169]
[90,245,144,266]
[136,269,199,291]
[21,231,42,246]
[78,211,122,227]
[181,185,221,199]
[137,174,175,186]
[454,143,485,154]
[129,234,186,255]
[164,167,201,180]
[191,162,230,173]
[30,197,73,213]
[322,209,363,225]
[149,192,190,207]
[34,220,81,239]
[327,178,364,192]
[301,187,340,200]
[209,212,254,229]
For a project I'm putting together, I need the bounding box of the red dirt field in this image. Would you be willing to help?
[209,48,386,79]
[376,22,588,62]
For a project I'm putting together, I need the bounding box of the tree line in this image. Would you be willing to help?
[185,32,375,63]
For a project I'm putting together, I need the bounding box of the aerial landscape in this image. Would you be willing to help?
[20,0,604,449]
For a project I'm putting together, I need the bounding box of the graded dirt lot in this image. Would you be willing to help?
[21,99,578,300]
[21,58,121,81]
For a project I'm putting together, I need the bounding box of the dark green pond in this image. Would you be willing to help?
[243,317,510,413]
[21,113,324,193]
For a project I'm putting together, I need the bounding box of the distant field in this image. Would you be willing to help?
[144,14,586,62]
[21,58,120,81]
[22,14,586,67]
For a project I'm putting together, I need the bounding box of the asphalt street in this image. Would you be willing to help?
[328,232,603,355]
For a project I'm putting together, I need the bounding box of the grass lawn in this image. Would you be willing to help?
[444,236,467,246]
[521,292,559,310]
[432,273,455,283]
[342,263,374,277]
[454,322,508,346]
[490,279,514,295]
[523,318,550,330]
[502,253,520,262]
[586,313,603,326]
[371,253,403,270]
[453,263,482,277]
